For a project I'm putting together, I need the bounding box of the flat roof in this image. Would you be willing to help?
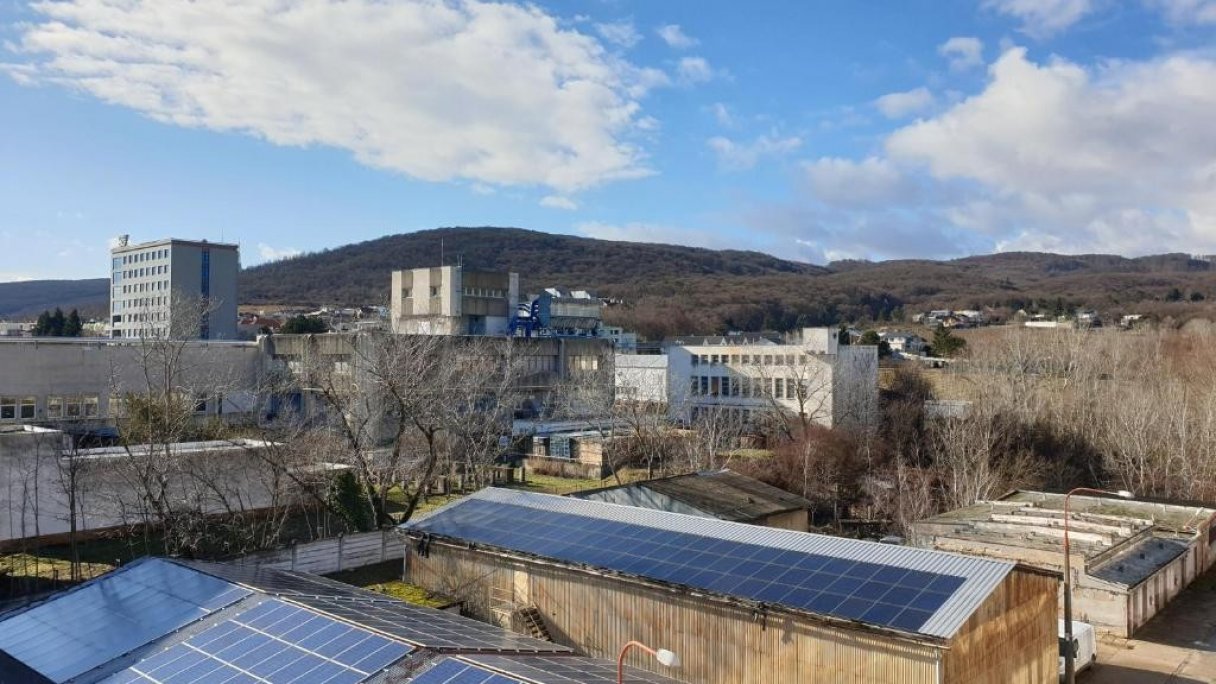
[570,469,812,522]
[112,237,239,253]
[402,488,1017,640]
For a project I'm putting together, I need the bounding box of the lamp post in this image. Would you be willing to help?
[1062,487,1132,684]
[617,640,680,684]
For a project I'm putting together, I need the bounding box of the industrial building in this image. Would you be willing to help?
[110,236,240,340]
[0,337,264,432]
[615,327,879,429]
[910,490,1216,637]
[390,266,520,335]
[0,557,679,683]
[569,469,813,531]
[401,488,1059,684]
[0,426,290,545]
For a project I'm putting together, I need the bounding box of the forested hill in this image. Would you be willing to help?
[6,227,1216,337]
[0,278,109,319]
[240,227,824,304]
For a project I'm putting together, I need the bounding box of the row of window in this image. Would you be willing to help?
[692,352,807,367]
[118,279,169,294]
[689,375,809,400]
[114,297,167,312]
[463,288,505,298]
[400,287,443,298]
[0,395,99,421]
[118,248,169,265]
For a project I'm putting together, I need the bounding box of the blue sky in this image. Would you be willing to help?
[3,0,1216,281]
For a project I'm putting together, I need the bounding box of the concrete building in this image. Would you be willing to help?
[0,557,679,683]
[390,266,519,335]
[0,428,283,545]
[569,469,812,531]
[910,490,1216,637]
[614,353,667,404]
[0,337,263,431]
[110,236,239,340]
[601,325,638,353]
[665,327,878,429]
[402,488,1059,684]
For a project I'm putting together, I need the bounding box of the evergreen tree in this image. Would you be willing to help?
[837,324,851,345]
[328,470,375,532]
[1166,287,1184,302]
[33,310,51,336]
[931,326,967,358]
[64,309,83,337]
[49,308,66,337]
[280,315,329,334]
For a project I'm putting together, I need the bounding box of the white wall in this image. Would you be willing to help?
[614,355,667,404]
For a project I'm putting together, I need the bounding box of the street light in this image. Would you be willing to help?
[617,640,680,684]
[1062,487,1133,684]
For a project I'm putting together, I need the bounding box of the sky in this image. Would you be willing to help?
[2,0,1216,281]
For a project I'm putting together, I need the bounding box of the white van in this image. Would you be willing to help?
[1058,619,1097,679]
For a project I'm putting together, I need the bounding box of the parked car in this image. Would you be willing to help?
[1059,619,1097,679]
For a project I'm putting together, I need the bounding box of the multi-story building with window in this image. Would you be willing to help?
[109,236,239,339]
[390,266,519,335]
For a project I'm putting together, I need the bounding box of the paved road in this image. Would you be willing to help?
[1087,573,1216,684]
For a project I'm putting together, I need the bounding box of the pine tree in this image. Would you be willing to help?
[49,308,66,337]
[64,309,83,337]
[33,310,51,336]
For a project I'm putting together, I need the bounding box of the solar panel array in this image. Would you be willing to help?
[408,658,523,684]
[409,499,967,634]
[0,559,250,682]
[293,596,571,653]
[100,599,411,684]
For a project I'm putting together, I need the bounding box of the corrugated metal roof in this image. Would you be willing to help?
[403,488,1015,640]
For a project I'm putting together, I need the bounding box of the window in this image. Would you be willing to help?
[83,396,99,417]
[730,354,740,364]
[691,355,699,366]
[65,397,82,418]
[403,287,412,298]
[710,354,720,365]
[699,376,709,396]
[722,377,732,396]
[690,378,699,396]
[763,355,773,365]
[0,398,14,421]
[700,354,710,365]
[430,286,439,297]
[775,378,784,399]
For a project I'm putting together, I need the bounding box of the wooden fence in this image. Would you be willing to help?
[229,529,403,575]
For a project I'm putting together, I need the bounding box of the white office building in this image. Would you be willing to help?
[109,236,239,340]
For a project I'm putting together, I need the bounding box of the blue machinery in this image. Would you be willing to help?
[508,288,602,338]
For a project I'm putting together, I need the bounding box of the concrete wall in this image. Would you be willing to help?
[0,338,263,426]
[614,354,667,404]
[0,433,286,545]
[391,267,517,335]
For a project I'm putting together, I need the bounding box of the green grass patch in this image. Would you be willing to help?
[325,561,450,608]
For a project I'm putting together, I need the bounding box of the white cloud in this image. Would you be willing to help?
[595,20,641,49]
[984,0,1096,37]
[677,56,715,84]
[874,87,936,118]
[656,24,698,49]
[9,0,666,193]
[884,47,1216,255]
[1148,0,1216,25]
[0,272,34,283]
[707,135,802,171]
[540,195,579,210]
[939,37,984,71]
[709,102,735,127]
[803,157,918,208]
[258,243,302,262]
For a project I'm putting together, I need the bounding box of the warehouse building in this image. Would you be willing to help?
[910,490,1216,637]
[0,557,679,683]
[401,489,1058,684]
[569,469,813,531]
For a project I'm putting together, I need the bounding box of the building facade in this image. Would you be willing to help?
[390,266,520,335]
[109,236,239,340]
[663,327,878,429]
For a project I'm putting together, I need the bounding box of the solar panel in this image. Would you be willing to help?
[408,658,523,684]
[173,560,375,599]
[0,558,250,682]
[408,499,966,633]
[292,596,571,654]
[100,599,412,684]
[466,655,682,684]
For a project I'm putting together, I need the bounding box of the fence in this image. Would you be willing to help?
[229,529,403,575]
